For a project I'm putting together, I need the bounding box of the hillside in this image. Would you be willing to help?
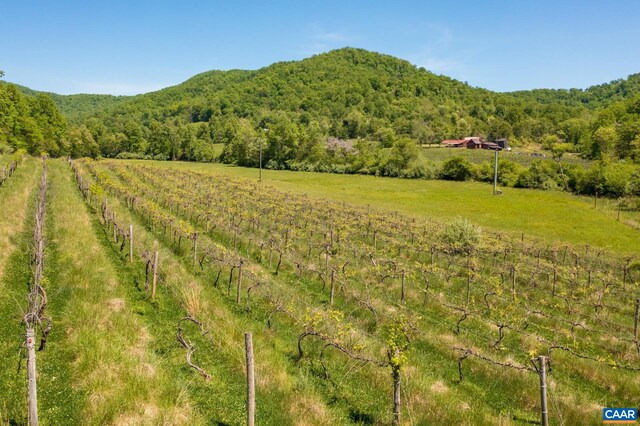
[10,83,128,123]
[510,72,640,108]
[3,48,640,171]
[51,48,640,165]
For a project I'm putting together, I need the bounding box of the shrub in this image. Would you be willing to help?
[400,161,438,179]
[152,153,169,161]
[473,161,494,183]
[0,143,14,154]
[439,217,482,254]
[628,169,640,196]
[603,166,630,197]
[115,151,147,160]
[515,160,559,190]
[439,156,475,181]
[473,159,523,186]
[498,160,525,186]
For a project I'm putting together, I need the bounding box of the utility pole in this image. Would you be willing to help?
[259,127,268,182]
[493,149,499,195]
[258,137,262,182]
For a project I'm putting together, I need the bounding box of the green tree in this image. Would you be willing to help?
[68,125,99,158]
[591,125,617,158]
[440,156,474,181]
[123,119,147,153]
[222,118,257,166]
[264,113,300,167]
[296,121,326,163]
[30,94,67,156]
[387,138,419,170]
[486,117,512,141]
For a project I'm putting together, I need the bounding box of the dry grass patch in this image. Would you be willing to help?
[0,158,39,282]
[108,298,126,312]
[49,160,201,424]
[430,379,449,394]
[288,395,333,426]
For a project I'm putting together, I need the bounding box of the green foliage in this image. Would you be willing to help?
[439,217,482,254]
[515,160,560,190]
[6,48,640,193]
[36,48,637,170]
[0,142,13,154]
[576,160,636,197]
[439,156,475,181]
[390,138,419,168]
[475,159,525,186]
[0,83,67,156]
[67,125,99,158]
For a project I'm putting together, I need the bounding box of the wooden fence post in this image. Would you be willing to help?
[129,224,133,263]
[236,260,244,304]
[392,348,401,426]
[329,268,335,306]
[245,332,255,426]
[26,328,39,426]
[634,298,639,353]
[152,251,159,300]
[324,244,329,271]
[193,234,198,267]
[511,265,517,301]
[538,356,549,426]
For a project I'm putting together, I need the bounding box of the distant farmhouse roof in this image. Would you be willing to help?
[440,136,506,151]
[441,139,466,147]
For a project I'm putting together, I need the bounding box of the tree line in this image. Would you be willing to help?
[2,48,640,196]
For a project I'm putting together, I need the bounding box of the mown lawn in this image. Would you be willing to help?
[132,160,640,254]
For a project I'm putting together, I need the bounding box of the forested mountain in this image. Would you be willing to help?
[12,84,129,124]
[3,48,640,170]
[0,83,67,155]
[510,73,640,108]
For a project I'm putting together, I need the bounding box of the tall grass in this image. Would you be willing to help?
[131,159,640,254]
[46,160,207,424]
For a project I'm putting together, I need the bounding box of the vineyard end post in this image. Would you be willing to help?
[634,298,639,352]
[129,224,133,263]
[27,327,39,426]
[538,355,549,426]
[245,332,255,426]
[152,251,159,300]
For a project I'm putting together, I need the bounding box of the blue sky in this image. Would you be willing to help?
[1,0,639,95]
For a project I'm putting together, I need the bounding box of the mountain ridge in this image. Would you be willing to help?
[3,47,640,164]
[8,47,640,102]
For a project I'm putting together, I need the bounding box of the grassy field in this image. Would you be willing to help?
[136,160,640,254]
[1,157,638,425]
[419,146,592,167]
